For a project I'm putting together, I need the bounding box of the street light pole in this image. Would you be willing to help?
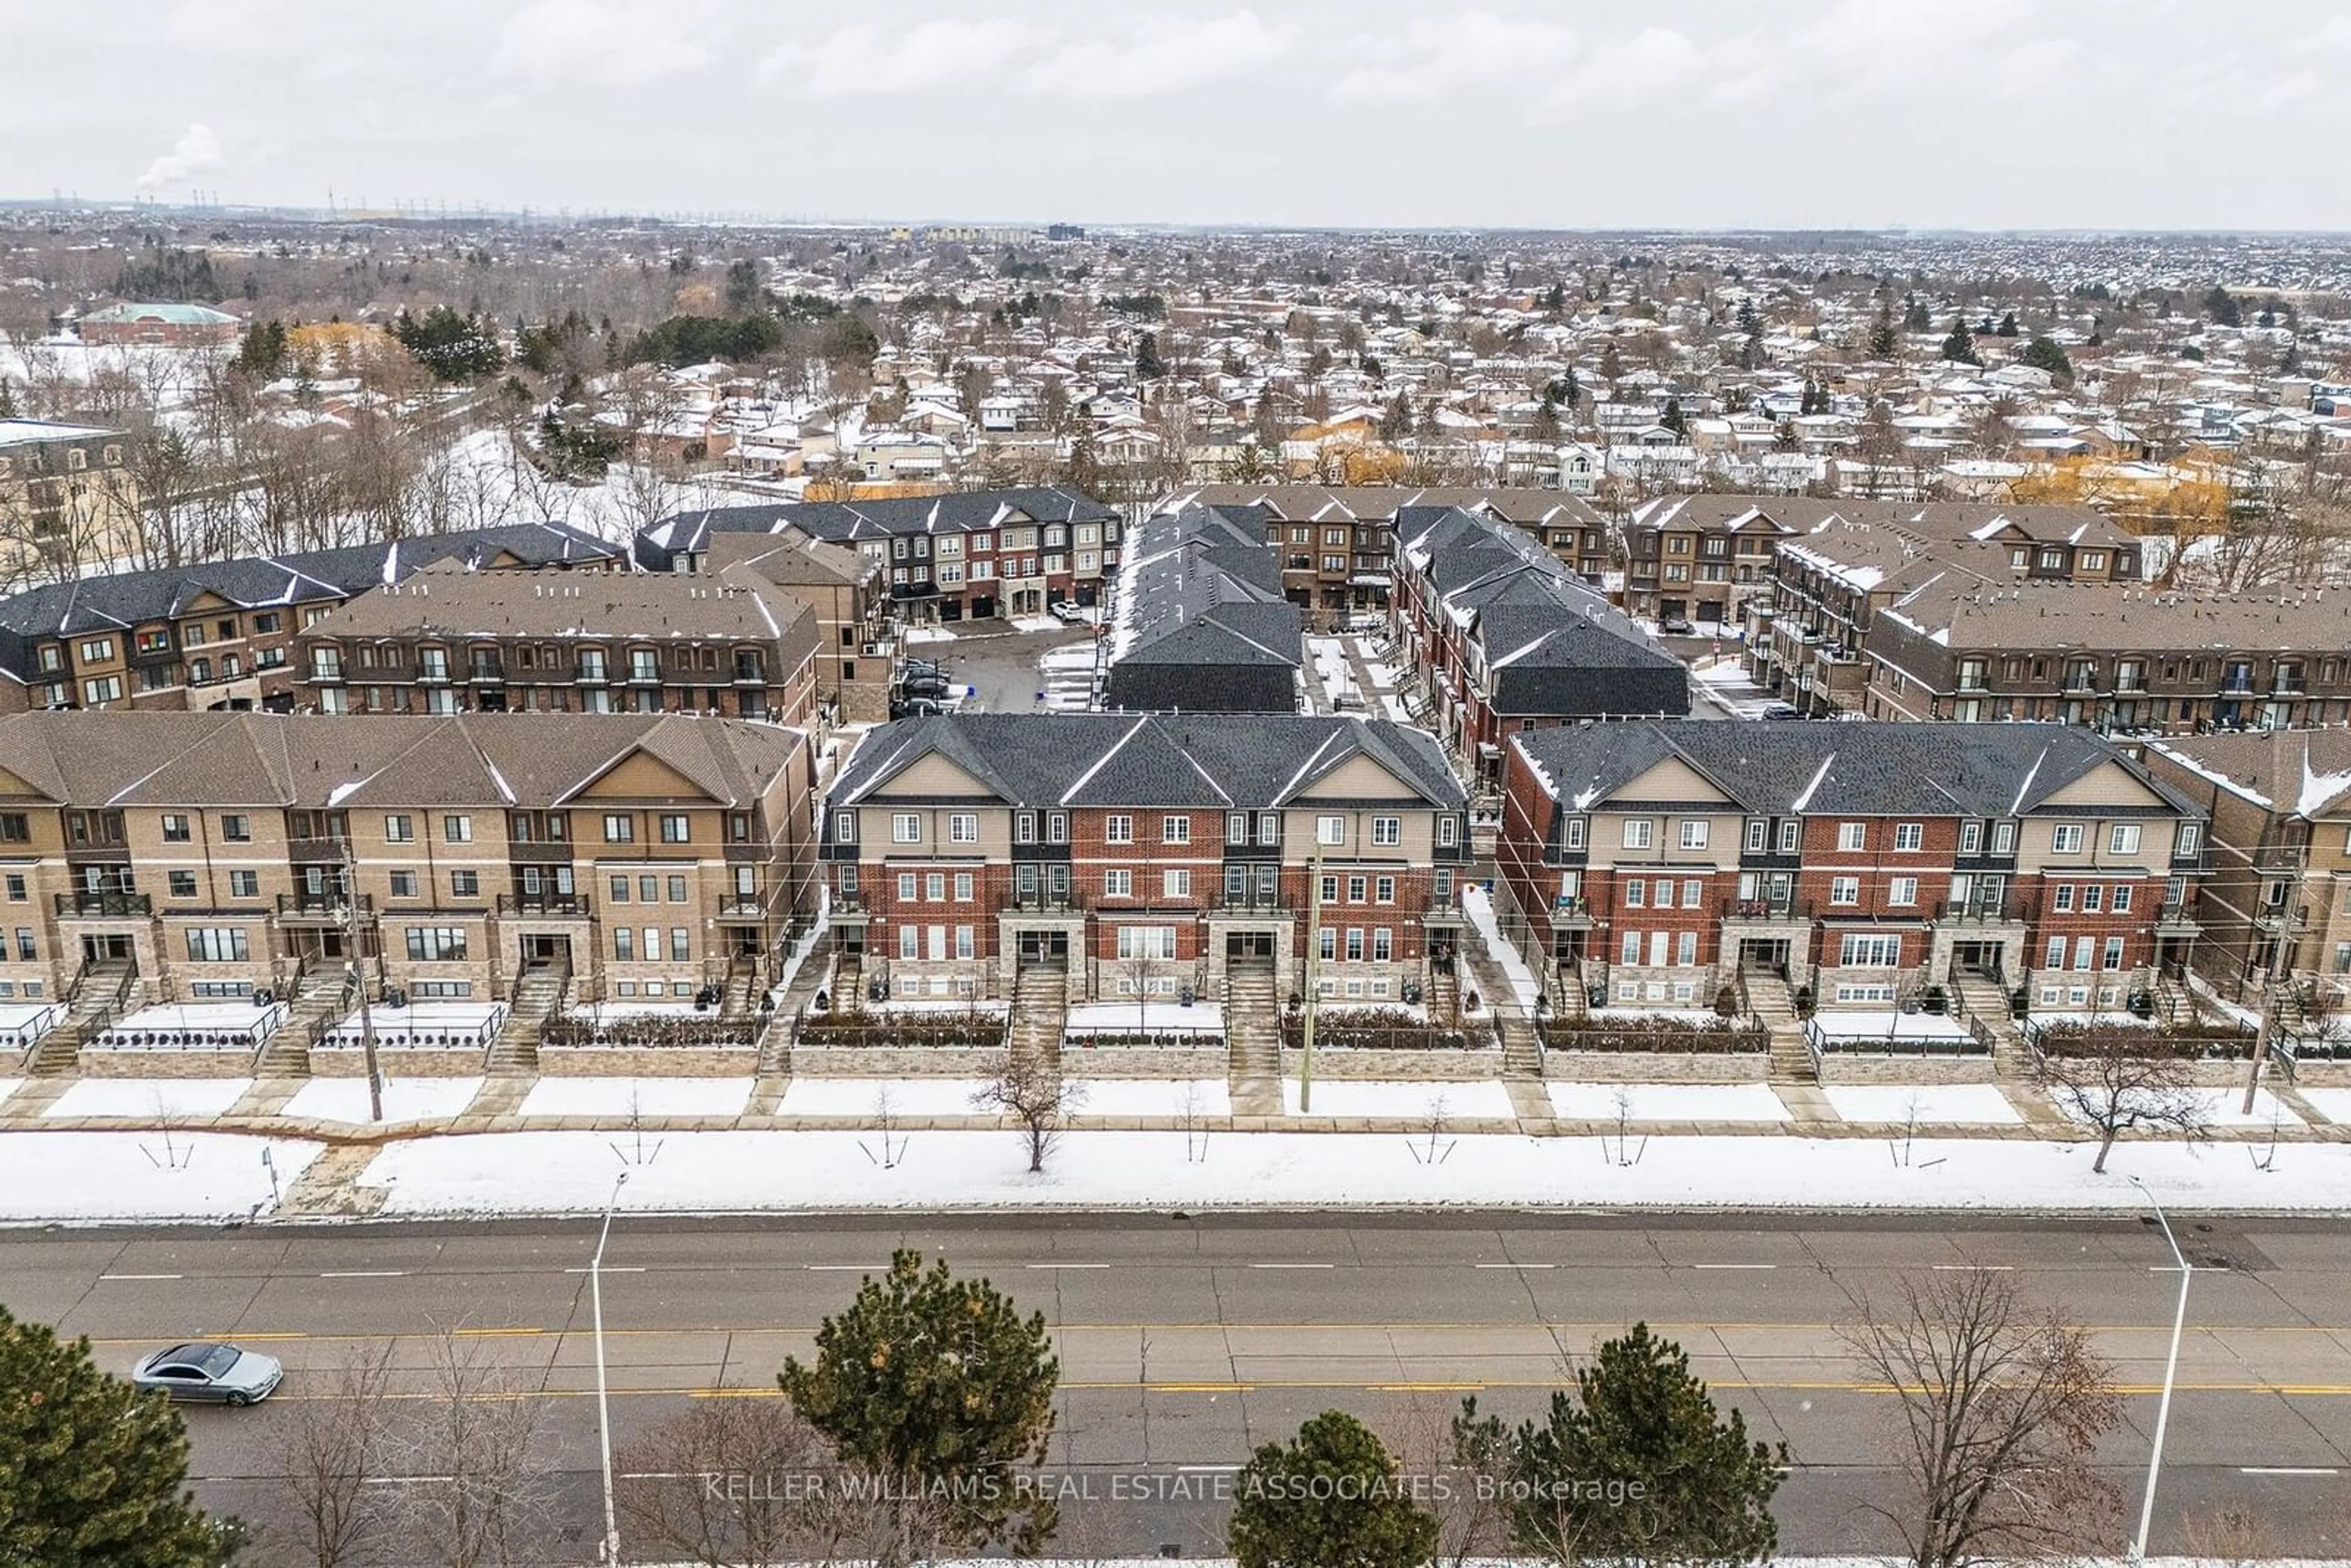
[591,1170,629,1567]
[2128,1174,2192,1562]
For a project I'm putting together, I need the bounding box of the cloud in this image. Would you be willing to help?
[1327,11,1580,103]
[1542,26,1703,113]
[758,17,1045,94]
[1024,10,1291,100]
[136,123,223,192]
[495,0,717,89]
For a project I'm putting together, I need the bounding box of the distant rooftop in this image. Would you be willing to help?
[81,302,240,326]
[0,418,120,448]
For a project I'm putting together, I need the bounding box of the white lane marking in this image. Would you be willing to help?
[1474,1262,1557,1269]
[1249,1262,1335,1270]
[1026,1263,1110,1270]
[101,1273,183,1281]
[1176,1463,1240,1474]
[1693,1263,1777,1271]
[320,1270,406,1278]
[806,1265,888,1272]
[562,1266,646,1274]
[362,1474,455,1485]
[1932,1264,2014,1272]
[2241,1466,2340,1476]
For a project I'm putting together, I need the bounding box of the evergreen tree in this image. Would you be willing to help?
[1559,366,1580,407]
[391,305,506,381]
[1902,296,1933,333]
[1867,306,1900,360]
[1468,1324,1783,1565]
[0,377,17,419]
[1599,342,1624,384]
[1378,392,1412,442]
[2020,335,2074,384]
[1659,396,1689,438]
[2281,337,2302,375]
[1134,330,1166,380]
[1064,405,1100,496]
[1544,281,1565,314]
[234,318,289,381]
[2203,285,2243,328]
[1940,317,1982,367]
[0,1306,233,1566]
[1229,1411,1437,1568]
[780,1250,1060,1556]
[1997,310,2020,337]
[1531,399,1561,443]
[724,257,767,315]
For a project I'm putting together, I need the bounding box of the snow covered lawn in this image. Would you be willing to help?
[1809,1011,1973,1046]
[2045,1085,2304,1131]
[1821,1085,2024,1125]
[43,1078,254,1120]
[1281,1079,1517,1119]
[2297,1087,2351,1127]
[0,1131,323,1221]
[353,1127,2351,1217]
[518,1077,753,1119]
[1547,1082,1790,1122]
[1065,1002,1224,1035]
[777,1078,996,1117]
[1069,1079,1232,1117]
[282,1077,485,1123]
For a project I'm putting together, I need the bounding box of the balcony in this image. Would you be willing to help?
[1724,896,1799,922]
[275,890,374,923]
[1937,896,2017,924]
[1548,895,1594,928]
[497,890,593,918]
[732,664,767,686]
[626,665,661,686]
[1212,890,1289,914]
[2154,899,2200,934]
[55,889,152,918]
[1001,888,1086,913]
[574,664,610,685]
[417,664,451,685]
[2253,903,2313,934]
[308,662,344,685]
[467,660,504,684]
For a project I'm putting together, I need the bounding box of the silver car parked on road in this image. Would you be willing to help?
[131,1341,284,1405]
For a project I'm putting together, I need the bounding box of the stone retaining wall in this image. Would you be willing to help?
[2290,1059,2351,1087]
[1540,1051,1767,1084]
[1813,1052,1997,1084]
[538,1046,759,1077]
[77,1048,255,1079]
[310,1046,484,1077]
[1277,1046,1503,1081]
[789,1045,1228,1079]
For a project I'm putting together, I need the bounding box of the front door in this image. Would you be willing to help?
[520,933,569,970]
[1224,931,1275,961]
[1016,931,1069,966]
[80,934,131,961]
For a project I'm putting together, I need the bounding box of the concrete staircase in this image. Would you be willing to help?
[721,957,758,1021]
[1008,963,1067,1067]
[255,970,349,1077]
[31,960,138,1075]
[1953,973,2027,1075]
[487,965,568,1077]
[1224,959,1280,1116]
[1745,973,1812,1084]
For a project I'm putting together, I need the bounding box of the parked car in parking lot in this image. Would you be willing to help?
[1760,702,1804,720]
[1659,612,1694,636]
[1050,601,1088,623]
[132,1342,283,1405]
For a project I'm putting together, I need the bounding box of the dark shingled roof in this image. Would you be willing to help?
[1103,503,1302,713]
[635,487,1116,569]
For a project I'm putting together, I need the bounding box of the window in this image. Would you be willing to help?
[0,816,23,844]
[2177,823,2200,856]
[659,814,690,843]
[1105,869,1133,899]
[2045,936,2067,970]
[1373,928,1393,962]
[1676,931,1698,966]
[406,926,470,962]
[220,814,250,842]
[1115,926,1176,960]
[3,876,19,901]
[1106,815,1133,844]
[1376,876,1395,903]
[452,870,479,899]
[1371,816,1401,847]
[924,873,945,902]
[185,928,249,962]
[1227,812,1248,844]
[78,637,115,663]
[1161,815,1191,844]
[1745,819,1766,853]
[1317,815,1346,846]
[2053,883,2076,912]
[953,872,973,902]
[1893,822,1923,852]
[2109,823,2142,855]
[85,675,124,703]
[1679,820,1709,850]
[894,872,917,902]
[2082,884,2103,913]
[389,871,418,898]
[1321,874,1340,903]
[1960,820,1982,855]
[2113,885,2132,913]
[891,813,919,844]
[2073,936,2095,971]
[604,814,636,843]
[381,814,414,843]
[1564,817,1586,852]
[1437,815,1458,849]
[1347,874,1368,902]
[671,928,691,962]
[614,928,634,961]
[639,874,659,903]
[1621,930,1641,966]
[1889,876,1918,907]
[1831,876,1860,905]
[1682,878,1703,909]
[612,875,634,903]
[1344,928,1365,961]
[161,814,190,842]
[443,814,472,844]
[12,929,30,962]
[1837,822,1866,852]
[168,871,197,898]
[2102,936,2126,971]
[1163,868,1191,899]
[1258,812,1280,844]
[1014,812,1035,844]
[1624,879,1645,907]
[1839,934,1902,967]
[1047,812,1068,843]
[1779,820,1799,853]
[1622,818,1654,850]
[2051,823,2084,854]
[667,875,687,902]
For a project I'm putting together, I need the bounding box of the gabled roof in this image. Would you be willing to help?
[636,487,1116,568]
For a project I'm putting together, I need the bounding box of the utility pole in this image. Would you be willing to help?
[342,842,383,1123]
[1300,850,1322,1114]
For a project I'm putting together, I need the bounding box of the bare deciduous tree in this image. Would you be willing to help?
[1841,1268,2123,1568]
[383,1332,560,1568]
[972,1048,1082,1174]
[2038,1035,2213,1173]
[271,1344,397,1568]
[617,1397,881,1568]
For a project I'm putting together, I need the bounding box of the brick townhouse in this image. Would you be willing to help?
[1169,483,1616,617]
[1862,583,2351,733]
[0,418,144,583]
[1622,493,1812,629]
[820,713,1469,1005]
[686,528,898,721]
[0,522,620,715]
[1389,505,1689,779]
[291,560,823,726]
[0,710,816,1008]
[636,487,1122,624]
[1498,721,2205,1016]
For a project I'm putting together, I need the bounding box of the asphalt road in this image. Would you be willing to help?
[14,1211,2350,1562]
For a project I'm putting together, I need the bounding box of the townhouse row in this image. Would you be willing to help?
[0,711,816,1009]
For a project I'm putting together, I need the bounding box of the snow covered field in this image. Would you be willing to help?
[1821,1085,2024,1125]
[0,1132,323,1222]
[2299,1087,2351,1125]
[1547,1082,1791,1122]
[43,1078,254,1120]
[776,1078,997,1116]
[2052,1086,2304,1131]
[1065,1001,1225,1035]
[1281,1079,1517,1119]
[282,1077,485,1123]
[517,1077,754,1118]
[352,1127,2351,1217]
[1070,1079,1232,1117]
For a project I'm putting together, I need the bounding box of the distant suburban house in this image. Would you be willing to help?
[79,302,241,347]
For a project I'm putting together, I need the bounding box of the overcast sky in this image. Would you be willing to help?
[6,0,2347,231]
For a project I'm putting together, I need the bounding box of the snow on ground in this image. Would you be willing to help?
[354,1127,2351,1217]
[1009,616,1061,634]
[1810,1010,1972,1043]
[1283,1078,1517,1119]
[282,1077,486,1123]
[1548,1082,1791,1122]
[903,626,956,645]
[0,1132,323,1222]
[1069,1079,1232,1117]
[2049,1086,2304,1131]
[1065,1002,1225,1035]
[1695,660,1755,685]
[0,1079,21,1108]
[1382,696,1415,724]
[1461,886,1542,1013]
[43,1078,254,1120]
[1821,1085,2025,1125]
[1363,661,1400,688]
[518,1077,753,1119]
[2298,1087,2351,1126]
[777,1078,996,1116]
